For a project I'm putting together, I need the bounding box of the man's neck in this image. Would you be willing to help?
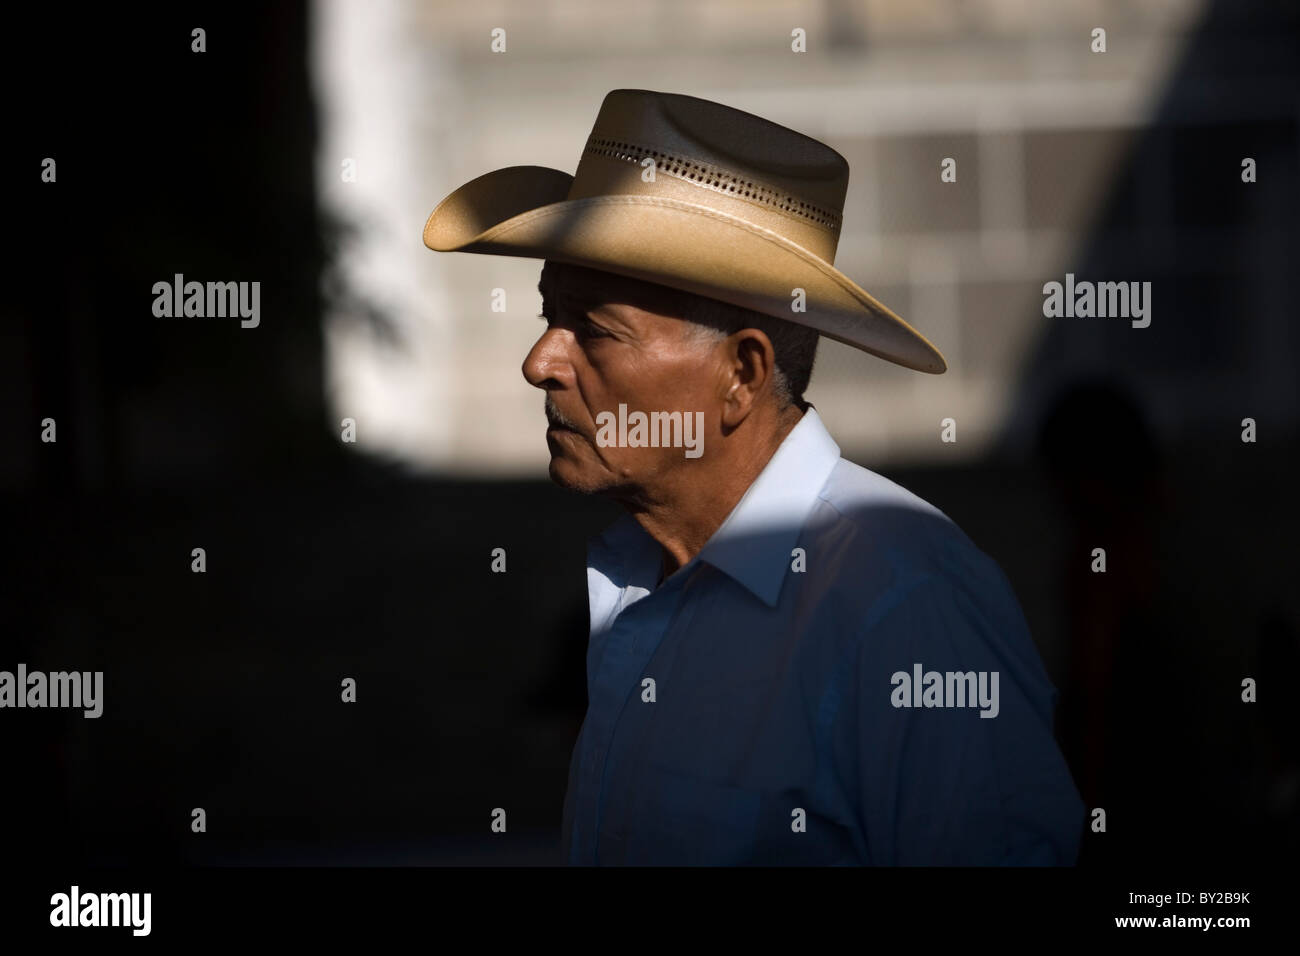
[629,403,806,581]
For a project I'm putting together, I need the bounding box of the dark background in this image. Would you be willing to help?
[2,1,1296,868]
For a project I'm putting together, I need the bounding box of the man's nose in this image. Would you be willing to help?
[521,327,574,390]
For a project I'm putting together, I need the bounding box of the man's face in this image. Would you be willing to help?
[522,261,721,496]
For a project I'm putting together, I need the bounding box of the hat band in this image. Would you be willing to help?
[571,135,843,261]
[587,135,843,226]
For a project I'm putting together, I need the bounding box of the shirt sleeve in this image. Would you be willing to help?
[843,557,1085,865]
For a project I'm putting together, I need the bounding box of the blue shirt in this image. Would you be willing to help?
[560,406,1084,865]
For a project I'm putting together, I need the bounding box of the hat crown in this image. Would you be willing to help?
[567,89,850,262]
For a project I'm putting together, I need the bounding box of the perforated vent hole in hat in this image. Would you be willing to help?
[584,137,842,231]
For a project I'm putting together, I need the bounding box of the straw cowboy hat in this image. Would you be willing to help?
[422,88,946,373]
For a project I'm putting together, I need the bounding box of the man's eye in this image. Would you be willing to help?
[537,310,610,339]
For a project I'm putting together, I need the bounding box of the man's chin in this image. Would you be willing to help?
[547,456,604,494]
[546,448,622,496]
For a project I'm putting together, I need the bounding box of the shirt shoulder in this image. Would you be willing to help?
[803,457,1057,708]
[807,457,994,590]
[794,458,1034,655]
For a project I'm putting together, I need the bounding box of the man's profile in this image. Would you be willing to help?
[424,88,1084,864]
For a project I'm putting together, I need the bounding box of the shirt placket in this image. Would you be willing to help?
[590,566,713,863]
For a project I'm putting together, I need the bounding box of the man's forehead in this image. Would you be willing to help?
[539,261,685,312]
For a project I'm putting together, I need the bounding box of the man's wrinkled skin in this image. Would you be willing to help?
[523,260,804,581]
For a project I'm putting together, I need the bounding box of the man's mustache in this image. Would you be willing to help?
[545,396,583,432]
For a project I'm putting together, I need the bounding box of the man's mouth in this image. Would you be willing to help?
[545,399,583,434]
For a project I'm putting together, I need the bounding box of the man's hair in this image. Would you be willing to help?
[678,293,819,409]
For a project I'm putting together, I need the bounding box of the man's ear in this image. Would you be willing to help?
[720,328,776,430]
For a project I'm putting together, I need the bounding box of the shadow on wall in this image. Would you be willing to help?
[1003,0,1300,868]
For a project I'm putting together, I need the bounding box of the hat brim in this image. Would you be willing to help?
[423,165,946,373]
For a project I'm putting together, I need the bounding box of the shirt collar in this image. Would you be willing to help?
[586,405,842,614]
[694,404,841,607]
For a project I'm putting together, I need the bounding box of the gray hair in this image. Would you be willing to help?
[679,294,819,408]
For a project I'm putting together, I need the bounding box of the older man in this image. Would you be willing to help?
[424,88,1084,865]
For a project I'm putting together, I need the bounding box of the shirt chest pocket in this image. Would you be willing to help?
[618,765,763,865]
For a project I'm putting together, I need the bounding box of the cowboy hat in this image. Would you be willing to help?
[422,88,946,373]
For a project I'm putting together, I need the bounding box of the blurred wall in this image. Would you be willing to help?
[314,0,1212,472]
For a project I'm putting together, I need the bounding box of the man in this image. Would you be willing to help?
[424,89,1084,864]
